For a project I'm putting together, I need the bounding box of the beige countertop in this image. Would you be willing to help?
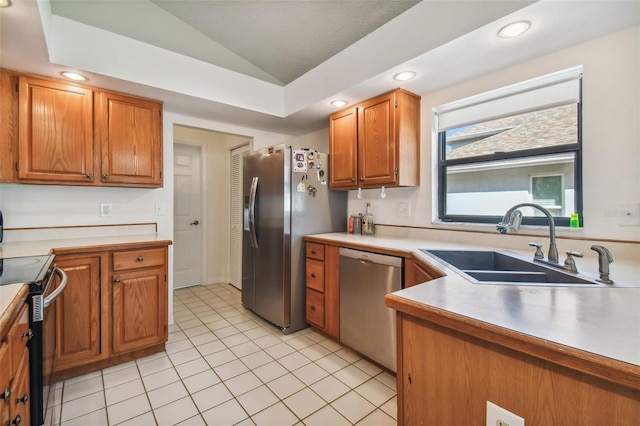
[306,232,640,368]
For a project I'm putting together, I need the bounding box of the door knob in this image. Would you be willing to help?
[190,220,199,226]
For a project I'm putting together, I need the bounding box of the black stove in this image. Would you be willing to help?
[0,255,55,286]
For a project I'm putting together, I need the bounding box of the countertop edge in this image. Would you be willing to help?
[385,292,640,391]
[51,239,173,255]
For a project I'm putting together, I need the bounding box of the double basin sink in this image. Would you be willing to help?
[422,249,601,286]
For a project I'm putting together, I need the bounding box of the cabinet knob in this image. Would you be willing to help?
[15,394,28,404]
[310,305,316,311]
[310,273,316,279]
[359,177,364,181]
[137,256,144,262]
[1,387,10,401]
[103,173,109,179]
[21,329,33,341]
[9,414,21,425]
[114,278,121,285]
[310,250,316,255]
[85,173,93,179]
[351,178,355,183]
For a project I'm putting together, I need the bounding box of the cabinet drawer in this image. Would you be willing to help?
[306,260,325,292]
[6,305,29,377]
[306,289,324,328]
[306,243,325,261]
[113,247,165,271]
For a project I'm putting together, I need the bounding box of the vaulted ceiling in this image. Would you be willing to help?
[1,1,638,135]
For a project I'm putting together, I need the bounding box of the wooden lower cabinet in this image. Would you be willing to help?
[397,313,640,426]
[55,254,105,371]
[404,257,443,287]
[304,243,340,339]
[1,303,30,426]
[53,243,169,380]
[112,266,167,354]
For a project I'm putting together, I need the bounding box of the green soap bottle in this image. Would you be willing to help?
[570,213,580,228]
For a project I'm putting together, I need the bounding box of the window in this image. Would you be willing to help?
[435,66,583,227]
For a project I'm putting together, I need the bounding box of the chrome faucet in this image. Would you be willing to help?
[497,203,559,264]
[590,245,614,284]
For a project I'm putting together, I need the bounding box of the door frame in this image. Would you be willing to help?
[173,141,206,289]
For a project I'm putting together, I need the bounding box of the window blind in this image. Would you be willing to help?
[435,65,583,132]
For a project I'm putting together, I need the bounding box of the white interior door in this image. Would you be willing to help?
[229,144,249,289]
[174,143,203,289]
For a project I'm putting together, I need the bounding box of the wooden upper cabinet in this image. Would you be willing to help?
[1,69,163,188]
[18,76,94,183]
[96,91,163,187]
[329,88,421,190]
[329,107,358,189]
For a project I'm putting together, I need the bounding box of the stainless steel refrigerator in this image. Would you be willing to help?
[242,145,346,334]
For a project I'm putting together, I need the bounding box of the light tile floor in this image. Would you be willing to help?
[53,283,397,425]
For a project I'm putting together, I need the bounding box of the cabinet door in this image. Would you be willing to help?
[358,92,398,187]
[8,348,30,426]
[329,107,358,189]
[112,267,167,354]
[55,255,103,371]
[0,342,10,424]
[18,76,94,183]
[96,91,162,187]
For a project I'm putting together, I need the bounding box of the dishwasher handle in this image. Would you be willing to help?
[339,247,403,268]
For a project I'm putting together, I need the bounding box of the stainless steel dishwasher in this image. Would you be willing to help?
[339,247,402,372]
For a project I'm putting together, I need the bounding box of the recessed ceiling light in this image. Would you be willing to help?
[498,20,531,38]
[60,71,88,81]
[0,0,11,8]
[393,71,416,81]
[331,100,348,108]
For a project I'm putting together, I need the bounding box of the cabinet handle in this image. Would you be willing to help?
[20,330,33,341]
[351,178,355,183]
[114,278,121,285]
[103,173,109,179]
[85,173,93,179]
[1,387,10,401]
[137,256,144,262]
[15,394,28,405]
[310,250,316,255]
[310,305,316,311]
[9,414,21,425]
[359,177,364,181]
[310,273,316,279]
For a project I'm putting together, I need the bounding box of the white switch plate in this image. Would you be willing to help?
[396,202,410,217]
[100,203,112,217]
[486,401,524,426]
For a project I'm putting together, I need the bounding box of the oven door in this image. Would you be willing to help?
[32,266,67,426]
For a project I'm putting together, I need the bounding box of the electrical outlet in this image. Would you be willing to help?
[100,203,112,217]
[155,202,167,216]
[486,401,524,426]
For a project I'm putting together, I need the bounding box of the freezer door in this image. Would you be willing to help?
[241,146,290,329]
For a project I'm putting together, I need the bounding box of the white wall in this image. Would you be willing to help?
[348,25,640,244]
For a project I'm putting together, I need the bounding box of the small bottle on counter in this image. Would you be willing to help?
[348,215,354,233]
[362,203,375,235]
[353,214,362,234]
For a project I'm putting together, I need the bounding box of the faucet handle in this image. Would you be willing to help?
[564,250,583,273]
[528,242,544,260]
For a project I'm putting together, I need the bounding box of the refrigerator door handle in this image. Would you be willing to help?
[249,176,259,248]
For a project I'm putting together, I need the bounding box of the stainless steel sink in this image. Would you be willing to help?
[421,250,597,285]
